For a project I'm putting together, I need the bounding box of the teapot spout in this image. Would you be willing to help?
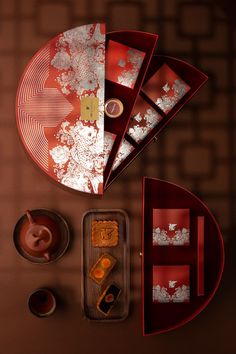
[26,210,35,225]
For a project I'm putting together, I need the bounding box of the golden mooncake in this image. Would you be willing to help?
[92,220,119,247]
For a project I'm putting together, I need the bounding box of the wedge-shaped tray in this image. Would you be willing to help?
[81,209,130,321]
[106,55,208,189]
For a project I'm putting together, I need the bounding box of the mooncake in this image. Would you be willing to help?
[92,220,119,247]
[97,283,121,316]
[89,253,117,285]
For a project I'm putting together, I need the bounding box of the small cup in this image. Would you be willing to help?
[28,288,56,317]
[105,98,124,118]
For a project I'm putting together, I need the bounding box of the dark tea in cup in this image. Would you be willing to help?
[28,288,56,317]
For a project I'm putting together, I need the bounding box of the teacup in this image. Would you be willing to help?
[28,288,56,317]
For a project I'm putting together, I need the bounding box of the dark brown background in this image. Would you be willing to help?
[0,0,235,353]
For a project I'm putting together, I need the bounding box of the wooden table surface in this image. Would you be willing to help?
[0,1,235,353]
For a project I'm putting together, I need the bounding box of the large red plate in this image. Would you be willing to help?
[16,23,106,195]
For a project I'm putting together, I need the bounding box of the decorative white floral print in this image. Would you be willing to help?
[112,139,135,171]
[117,48,145,89]
[127,107,162,143]
[50,119,104,194]
[142,64,191,114]
[49,24,105,194]
[51,24,105,98]
[49,145,70,166]
[104,131,116,167]
[153,227,190,246]
[153,284,190,303]
[155,78,190,114]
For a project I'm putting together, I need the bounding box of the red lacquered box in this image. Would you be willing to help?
[16,23,208,196]
[142,177,224,335]
[106,56,208,189]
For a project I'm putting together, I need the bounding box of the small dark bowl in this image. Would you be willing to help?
[28,288,56,317]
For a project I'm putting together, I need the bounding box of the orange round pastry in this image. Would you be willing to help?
[93,268,105,279]
[101,258,111,269]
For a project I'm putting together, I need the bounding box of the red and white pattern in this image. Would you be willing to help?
[112,139,135,171]
[103,131,116,167]
[142,64,191,114]
[153,209,190,246]
[17,46,73,170]
[16,23,105,194]
[106,40,145,89]
[127,95,162,143]
[153,265,190,303]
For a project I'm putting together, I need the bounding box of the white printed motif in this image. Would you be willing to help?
[112,139,135,171]
[155,79,189,114]
[103,131,116,167]
[17,24,105,194]
[49,24,105,194]
[152,284,190,303]
[142,64,191,114]
[153,227,190,246]
[50,118,104,194]
[127,108,162,143]
[51,24,105,96]
[169,223,177,231]
[117,48,145,88]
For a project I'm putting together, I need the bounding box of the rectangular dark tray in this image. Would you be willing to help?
[81,209,130,321]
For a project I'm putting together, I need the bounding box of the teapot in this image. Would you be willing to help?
[19,210,59,261]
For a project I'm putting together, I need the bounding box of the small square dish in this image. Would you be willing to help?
[153,265,190,303]
[127,96,163,143]
[81,209,129,321]
[104,131,116,167]
[142,63,191,114]
[105,40,146,89]
[112,139,135,171]
[153,208,190,246]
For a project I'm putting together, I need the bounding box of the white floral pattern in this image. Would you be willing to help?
[153,284,190,303]
[127,107,162,143]
[142,64,191,114]
[153,227,190,246]
[49,145,70,166]
[49,24,105,194]
[50,119,104,194]
[155,78,190,113]
[51,24,105,97]
[104,131,116,167]
[117,48,145,89]
[112,139,135,171]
